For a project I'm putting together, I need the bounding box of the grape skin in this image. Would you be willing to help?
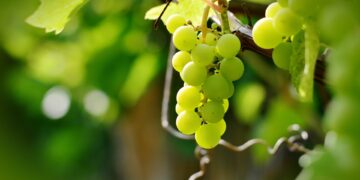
[220,57,244,81]
[176,86,201,110]
[191,43,215,66]
[173,25,197,51]
[166,14,186,34]
[195,123,221,149]
[265,2,282,18]
[200,101,225,123]
[252,18,282,49]
[172,51,191,72]
[180,61,207,86]
[272,42,292,70]
[273,8,302,37]
[216,34,241,58]
[176,111,201,135]
[203,74,229,101]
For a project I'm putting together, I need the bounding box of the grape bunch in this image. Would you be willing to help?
[252,0,304,70]
[165,14,244,149]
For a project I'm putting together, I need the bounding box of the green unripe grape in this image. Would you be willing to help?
[273,8,302,36]
[252,18,282,49]
[200,101,225,123]
[198,32,218,46]
[216,34,241,58]
[191,43,215,66]
[175,103,185,115]
[265,2,282,18]
[176,111,201,135]
[195,123,221,149]
[176,86,201,110]
[173,25,197,51]
[225,80,235,98]
[180,61,207,86]
[214,119,226,136]
[203,74,229,101]
[172,51,191,72]
[166,14,186,34]
[220,57,244,81]
[223,99,229,112]
[272,42,292,70]
[277,0,288,7]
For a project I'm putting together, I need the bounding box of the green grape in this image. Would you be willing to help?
[273,8,302,36]
[172,51,191,72]
[198,32,218,46]
[265,2,282,18]
[166,14,186,34]
[225,79,234,98]
[223,99,229,112]
[195,123,221,149]
[176,86,201,110]
[277,0,288,7]
[272,42,292,70]
[173,25,197,51]
[175,103,185,115]
[176,111,201,135]
[200,101,225,123]
[191,43,215,66]
[180,61,207,86]
[220,57,244,81]
[216,34,241,58]
[214,119,226,136]
[288,0,316,18]
[203,74,229,101]
[252,18,282,49]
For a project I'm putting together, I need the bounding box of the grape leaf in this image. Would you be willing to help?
[289,25,319,102]
[145,0,232,26]
[26,0,88,34]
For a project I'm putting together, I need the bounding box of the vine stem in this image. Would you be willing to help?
[201,5,211,42]
[218,0,231,33]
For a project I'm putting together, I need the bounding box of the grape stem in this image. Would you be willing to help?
[217,0,231,33]
[201,5,211,42]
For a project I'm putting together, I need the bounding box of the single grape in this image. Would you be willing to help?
[191,43,215,66]
[176,111,201,135]
[272,42,292,70]
[198,32,218,46]
[220,57,244,81]
[173,25,197,51]
[200,101,225,123]
[203,74,229,101]
[277,0,288,7]
[176,86,201,110]
[166,14,186,34]
[195,123,221,149]
[265,2,282,18]
[175,103,185,115]
[216,34,241,58]
[172,51,191,72]
[214,119,226,136]
[273,8,302,36]
[181,61,207,86]
[252,18,282,49]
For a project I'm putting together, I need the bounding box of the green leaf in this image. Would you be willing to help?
[289,25,319,102]
[145,0,219,26]
[26,0,88,34]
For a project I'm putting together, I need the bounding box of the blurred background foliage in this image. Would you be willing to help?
[0,0,330,179]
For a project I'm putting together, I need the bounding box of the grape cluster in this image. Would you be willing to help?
[252,0,303,70]
[165,14,244,149]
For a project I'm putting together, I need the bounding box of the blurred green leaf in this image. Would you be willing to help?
[26,0,88,34]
